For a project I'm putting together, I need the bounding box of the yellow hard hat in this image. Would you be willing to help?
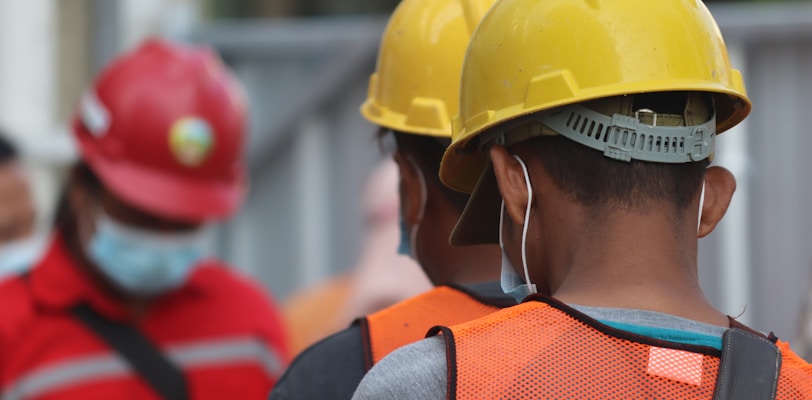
[360,0,497,137]
[440,0,752,193]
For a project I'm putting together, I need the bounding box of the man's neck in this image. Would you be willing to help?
[423,211,501,286]
[436,245,501,286]
[543,210,729,328]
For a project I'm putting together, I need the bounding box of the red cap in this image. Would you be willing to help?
[72,38,247,222]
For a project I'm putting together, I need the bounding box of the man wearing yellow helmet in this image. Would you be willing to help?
[353,0,812,398]
[269,0,510,399]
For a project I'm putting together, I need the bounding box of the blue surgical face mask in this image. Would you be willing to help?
[398,218,411,256]
[499,155,538,304]
[0,236,46,279]
[88,211,208,296]
[397,157,427,260]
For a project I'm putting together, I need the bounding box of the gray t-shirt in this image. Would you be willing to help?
[352,304,728,400]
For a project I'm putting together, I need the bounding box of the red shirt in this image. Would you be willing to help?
[0,236,289,400]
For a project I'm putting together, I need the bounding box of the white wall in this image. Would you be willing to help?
[0,0,63,229]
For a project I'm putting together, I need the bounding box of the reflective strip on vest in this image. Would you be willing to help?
[2,336,284,400]
[362,286,503,369]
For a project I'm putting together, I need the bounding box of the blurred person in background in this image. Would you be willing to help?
[0,38,288,400]
[282,159,432,356]
[0,132,42,280]
[270,0,510,398]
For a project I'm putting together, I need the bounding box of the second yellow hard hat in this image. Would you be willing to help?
[361,0,497,138]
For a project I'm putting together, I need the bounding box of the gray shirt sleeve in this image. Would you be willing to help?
[351,336,448,400]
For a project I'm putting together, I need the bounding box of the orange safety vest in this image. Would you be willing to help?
[359,285,509,370]
[433,296,812,399]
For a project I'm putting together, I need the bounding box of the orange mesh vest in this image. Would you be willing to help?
[434,297,812,399]
[359,285,507,370]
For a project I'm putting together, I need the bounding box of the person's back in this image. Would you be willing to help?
[352,0,812,398]
[441,298,810,398]
[0,38,289,400]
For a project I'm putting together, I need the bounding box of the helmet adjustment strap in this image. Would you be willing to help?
[539,104,716,163]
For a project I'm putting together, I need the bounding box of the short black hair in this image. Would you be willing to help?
[513,92,709,215]
[384,130,471,211]
[523,134,707,215]
[0,131,19,165]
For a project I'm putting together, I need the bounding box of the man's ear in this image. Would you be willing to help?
[490,146,529,226]
[698,166,736,238]
[392,151,425,226]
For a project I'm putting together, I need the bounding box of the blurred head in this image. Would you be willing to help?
[0,134,35,245]
[389,131,498,284]
[73,38,247,223]
[0,132,42,277]
[59,38,248,298]
[361,0,500,285]
[441,0,748,296]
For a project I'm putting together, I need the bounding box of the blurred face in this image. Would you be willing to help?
[67,165,208,298]
[0,162,35,244]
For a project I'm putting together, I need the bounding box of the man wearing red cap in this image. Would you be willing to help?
[0,39,288,399]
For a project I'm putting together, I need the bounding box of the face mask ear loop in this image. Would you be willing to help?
[697,180,706,235]
[406,156,427,259]
[498,200,506,248]
[513,155,536,292]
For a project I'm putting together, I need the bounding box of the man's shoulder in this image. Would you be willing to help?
[270,325,366,400]
[293,324,365,363]
[443,298,547,336]
[776,340,812,394]
[352,336,448,400]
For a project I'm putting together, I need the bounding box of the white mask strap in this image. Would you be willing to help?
[498,200,506,247]
[513,156,535,291]
[697,181,706,234]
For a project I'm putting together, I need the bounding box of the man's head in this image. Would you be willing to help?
[62,38,247,298]
[0,134,35,245]
[488,95,737,293]
[361,0,500,285]
[0,133,45,277]
[440,0,749,295]
[389,131,489,284]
